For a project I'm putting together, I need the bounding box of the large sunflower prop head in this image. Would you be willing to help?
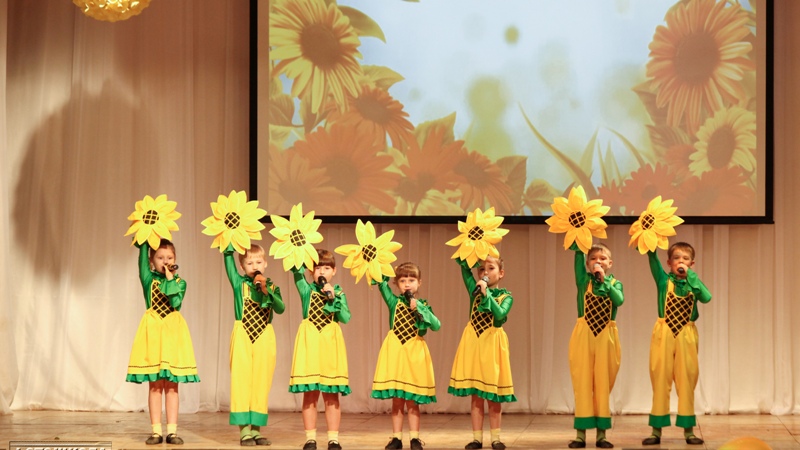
[628,196,684,254]
[335,220,403,284]
[545,186,609,253]
[201,190,267,254]
[268,202,324,271]
[125,194,181,249]
[445,207,509,268]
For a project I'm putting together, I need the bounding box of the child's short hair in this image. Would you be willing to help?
[315,249,336,268]
[588,243,611,259]
[394,262,421,280]
[239,244,266,266]
[149,239,176,260]
[668,241,696,260]
[483,255,504,270]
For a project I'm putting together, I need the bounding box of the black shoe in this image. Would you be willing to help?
[327,441,342,450]
[146,434,163,445]
[254,437,271,446]
[385,437,403,450]
[165,434,184,445]
[240,437,256,447]
[303,440,317,450]
[465,441,483,449]
[567,440,585,449]
[686,436,704,445]
[596,439,613,449]
[490,441,506,450]
[410,438,423,450]
[641,436,660,445]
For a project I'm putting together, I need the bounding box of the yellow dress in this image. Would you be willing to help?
[288,268,351,395]
[371,278,439,404]
[126,245,199,383]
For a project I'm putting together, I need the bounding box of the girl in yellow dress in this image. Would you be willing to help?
[371,263,440,450]
[449,256,515,450]
[289,249,351,450]
[126,239,199,445]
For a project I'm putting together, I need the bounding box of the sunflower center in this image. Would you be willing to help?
[290,229,307,247]
[362,244,377,262]
[354,93,392,125]
[468,226,485,241]
[325,159,359,196]
[454,158,489,187]
[300,23,342,70]
[675,32,720,85]
[143,209,159,225]
[224,212,241,229]
[706,126,736,169]
[568,211,586,228]
[641,213,655,230]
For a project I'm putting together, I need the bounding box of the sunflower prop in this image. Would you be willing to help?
[335,220,402,284]
[628,196,684,254]
[445,207,509,268]
[125,194,181,249]
[201,190,267,254]
[268,202,324,271]
[545,186,609,253]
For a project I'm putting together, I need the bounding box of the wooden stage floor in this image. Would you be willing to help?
[1,411,799,449]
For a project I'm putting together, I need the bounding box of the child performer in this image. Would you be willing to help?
[290,249,351,450]
[224,244,285,445]
[449,256,515,450]
[567,243,624,449]
[642,242,711,446]
[126,239,199,445]
[372,263,441,450]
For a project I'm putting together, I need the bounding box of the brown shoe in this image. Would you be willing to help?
[145,434,163,445]
[165,434,184,445]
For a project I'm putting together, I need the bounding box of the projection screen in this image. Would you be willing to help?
[255,0,772,224]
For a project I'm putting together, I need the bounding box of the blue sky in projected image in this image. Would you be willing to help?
[345,0,756,189]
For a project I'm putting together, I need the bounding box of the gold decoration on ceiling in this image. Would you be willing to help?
[73,0,151,22]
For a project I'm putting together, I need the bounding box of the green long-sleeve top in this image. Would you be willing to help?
[573,246,624,320]
[223,249,285,322]
[138,243,186,310]
[648,251,712,321]
[291,267,351,323]
[459,259,513,327]
[374,276,441,336]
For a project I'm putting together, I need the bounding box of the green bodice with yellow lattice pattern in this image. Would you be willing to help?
[138,243,186,312]
[292,267,351,325]
[223,249,284,322]
[572,247,624,321]
[647,251,712,322]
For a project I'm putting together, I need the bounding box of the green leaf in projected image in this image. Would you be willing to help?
[495,155,527,215]
[362,65,405,91]
[523,179,559,216]
[608,128,649,168]
[519,105,597,199]
[299,96,329,134]
[339,6,386,42]
[632,80,668,126]
[269,93,296,127]
[414,112,457,146]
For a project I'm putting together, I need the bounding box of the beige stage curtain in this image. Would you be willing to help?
[2,0,800,420]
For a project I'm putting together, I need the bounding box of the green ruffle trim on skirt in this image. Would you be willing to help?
[447,386,516,403]
[370,389,437,405]
[289,383,352,396]
[126,370,200,384]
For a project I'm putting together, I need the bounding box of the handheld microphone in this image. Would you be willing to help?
[253,270,263,291]
[593,263,603,283]
[318,276,334,301]
[166,264,179,272]
[404,290,414,301]
[677,267,686,275]
[472,276,490,297]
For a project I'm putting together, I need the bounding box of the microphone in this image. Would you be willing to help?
[677,267,686,275]
[166,264,179,272]
[404,290,414,301]
[253,270,263,291]
[472,276,490,297]
[318,276,334,301]
[593,263,603,283]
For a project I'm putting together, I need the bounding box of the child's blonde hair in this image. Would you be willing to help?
[483,255,504,270]
[394,262,421,280]
[239,244,266,266]
[588,243,611,259]
[668,241,695,260]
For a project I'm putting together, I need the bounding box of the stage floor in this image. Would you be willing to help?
[2,411,799,450]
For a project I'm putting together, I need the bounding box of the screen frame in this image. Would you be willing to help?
[251,0,774,225]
